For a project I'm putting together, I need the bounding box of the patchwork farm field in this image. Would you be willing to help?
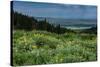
[12,30,97,66]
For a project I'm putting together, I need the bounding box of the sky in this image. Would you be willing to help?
[12,1,97,19]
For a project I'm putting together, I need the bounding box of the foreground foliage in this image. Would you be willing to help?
[12,30,97,66]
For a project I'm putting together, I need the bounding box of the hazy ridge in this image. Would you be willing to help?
[35,17,97,29]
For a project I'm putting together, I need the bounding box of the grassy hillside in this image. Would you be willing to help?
[12,30,97,66]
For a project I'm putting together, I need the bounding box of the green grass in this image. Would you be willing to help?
[12,30,97,66]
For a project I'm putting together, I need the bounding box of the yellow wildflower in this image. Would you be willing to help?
[32,45,37,49]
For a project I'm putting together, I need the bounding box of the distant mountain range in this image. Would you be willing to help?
[35,17,97,29]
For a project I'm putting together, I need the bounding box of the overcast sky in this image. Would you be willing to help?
[12,1,97,19]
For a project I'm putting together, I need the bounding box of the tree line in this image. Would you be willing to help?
[12,11,97,34]
[12,11,73,34]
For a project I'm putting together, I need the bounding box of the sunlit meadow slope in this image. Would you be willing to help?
[13,30,97,66]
